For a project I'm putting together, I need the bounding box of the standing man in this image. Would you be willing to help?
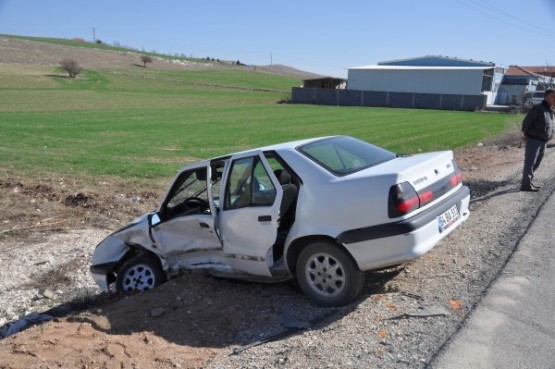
[521,89,555,192]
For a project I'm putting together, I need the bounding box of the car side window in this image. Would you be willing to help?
[224,156,276,210]
[303,143,365,173]
[298,136,396,176]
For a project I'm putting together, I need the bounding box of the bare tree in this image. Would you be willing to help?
[140,55,153,67]
[59,59,83,78]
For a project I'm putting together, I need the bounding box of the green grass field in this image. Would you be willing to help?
[0,62,521,180]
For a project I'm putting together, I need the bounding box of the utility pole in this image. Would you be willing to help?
[270,52,273,71]
[92,28,96,43]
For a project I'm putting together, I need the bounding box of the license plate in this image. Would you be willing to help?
[438,205,460,233]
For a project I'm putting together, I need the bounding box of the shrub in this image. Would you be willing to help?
[140,55,153,67]
[59,59,83,78]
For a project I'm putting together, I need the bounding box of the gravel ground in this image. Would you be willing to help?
[214,148,555,369]
[2,141,554,369]
[0,229,104,327]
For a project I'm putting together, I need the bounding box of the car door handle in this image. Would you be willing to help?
[199,222,210,228]
[258,215,272,222]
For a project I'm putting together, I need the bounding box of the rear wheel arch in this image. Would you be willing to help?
[286,235,351,276]
[294,239,364,306]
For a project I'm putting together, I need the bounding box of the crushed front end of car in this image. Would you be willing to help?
[90,213,155,293]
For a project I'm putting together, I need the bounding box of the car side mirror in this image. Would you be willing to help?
[150,213,161,227]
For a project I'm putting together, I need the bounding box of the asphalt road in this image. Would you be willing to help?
[430,182,555,368]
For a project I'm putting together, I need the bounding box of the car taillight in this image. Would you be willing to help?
[388,165,463,218]
[450,170,463,186]
[419,190,434,205]
[388,182,419,218]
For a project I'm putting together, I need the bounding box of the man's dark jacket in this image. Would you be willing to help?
[522,101,555,142]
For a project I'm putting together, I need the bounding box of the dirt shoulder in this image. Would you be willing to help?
[2,133,547,369]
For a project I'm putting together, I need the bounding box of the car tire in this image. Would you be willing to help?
[115,255,166,292]
[296,241,364,307]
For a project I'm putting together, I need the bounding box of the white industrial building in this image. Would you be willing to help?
[292,56,507,110]
[347,56,506,106]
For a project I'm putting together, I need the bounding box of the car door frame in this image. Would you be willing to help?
[217,151,283,277]
[150,162,224,269]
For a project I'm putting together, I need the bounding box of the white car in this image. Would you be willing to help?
[91,136,470,306]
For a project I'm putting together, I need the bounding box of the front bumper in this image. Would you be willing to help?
[339,186,470,271]
[90,262,118,293]
[91,272,111,293]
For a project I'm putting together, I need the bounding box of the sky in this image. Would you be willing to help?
[0,0,554,78]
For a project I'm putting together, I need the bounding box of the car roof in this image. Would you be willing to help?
[246,136,336,153]
[178,136,339,171]
[211,136,338,159]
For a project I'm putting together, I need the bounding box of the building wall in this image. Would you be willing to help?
[347,68,486,95]
[496,74,541,105]
[291,87,486,111]
[496,85,527,105]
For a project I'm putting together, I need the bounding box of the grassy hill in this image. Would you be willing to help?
[0,34,320,78]
[0,34,520,181]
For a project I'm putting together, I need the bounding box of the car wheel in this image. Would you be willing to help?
[296,241,364,307]
[115,255,166,292]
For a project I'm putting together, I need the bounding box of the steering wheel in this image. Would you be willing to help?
[184,197,209,211]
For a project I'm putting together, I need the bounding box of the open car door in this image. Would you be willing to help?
[150,163,223,269]
[217,152,283,276]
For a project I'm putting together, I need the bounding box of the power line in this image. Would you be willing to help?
[456,0,554,36]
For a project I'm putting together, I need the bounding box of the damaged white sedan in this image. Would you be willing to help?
[91,136,470,306]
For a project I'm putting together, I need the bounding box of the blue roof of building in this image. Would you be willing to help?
[378,55,495,67]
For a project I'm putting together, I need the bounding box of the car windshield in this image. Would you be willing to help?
[298,136,396,176]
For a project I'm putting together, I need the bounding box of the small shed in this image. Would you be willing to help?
[302,77,346,89]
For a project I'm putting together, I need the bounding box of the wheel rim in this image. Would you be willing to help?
[121,263,156,291]
[304,252,346,297]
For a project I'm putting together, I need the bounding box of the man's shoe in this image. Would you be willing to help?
[531,182,543,189]
[520,185,540,192]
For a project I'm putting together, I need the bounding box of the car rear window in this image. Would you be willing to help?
[298,136,396,176]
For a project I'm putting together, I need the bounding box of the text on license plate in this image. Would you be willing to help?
[438,205,460,233]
